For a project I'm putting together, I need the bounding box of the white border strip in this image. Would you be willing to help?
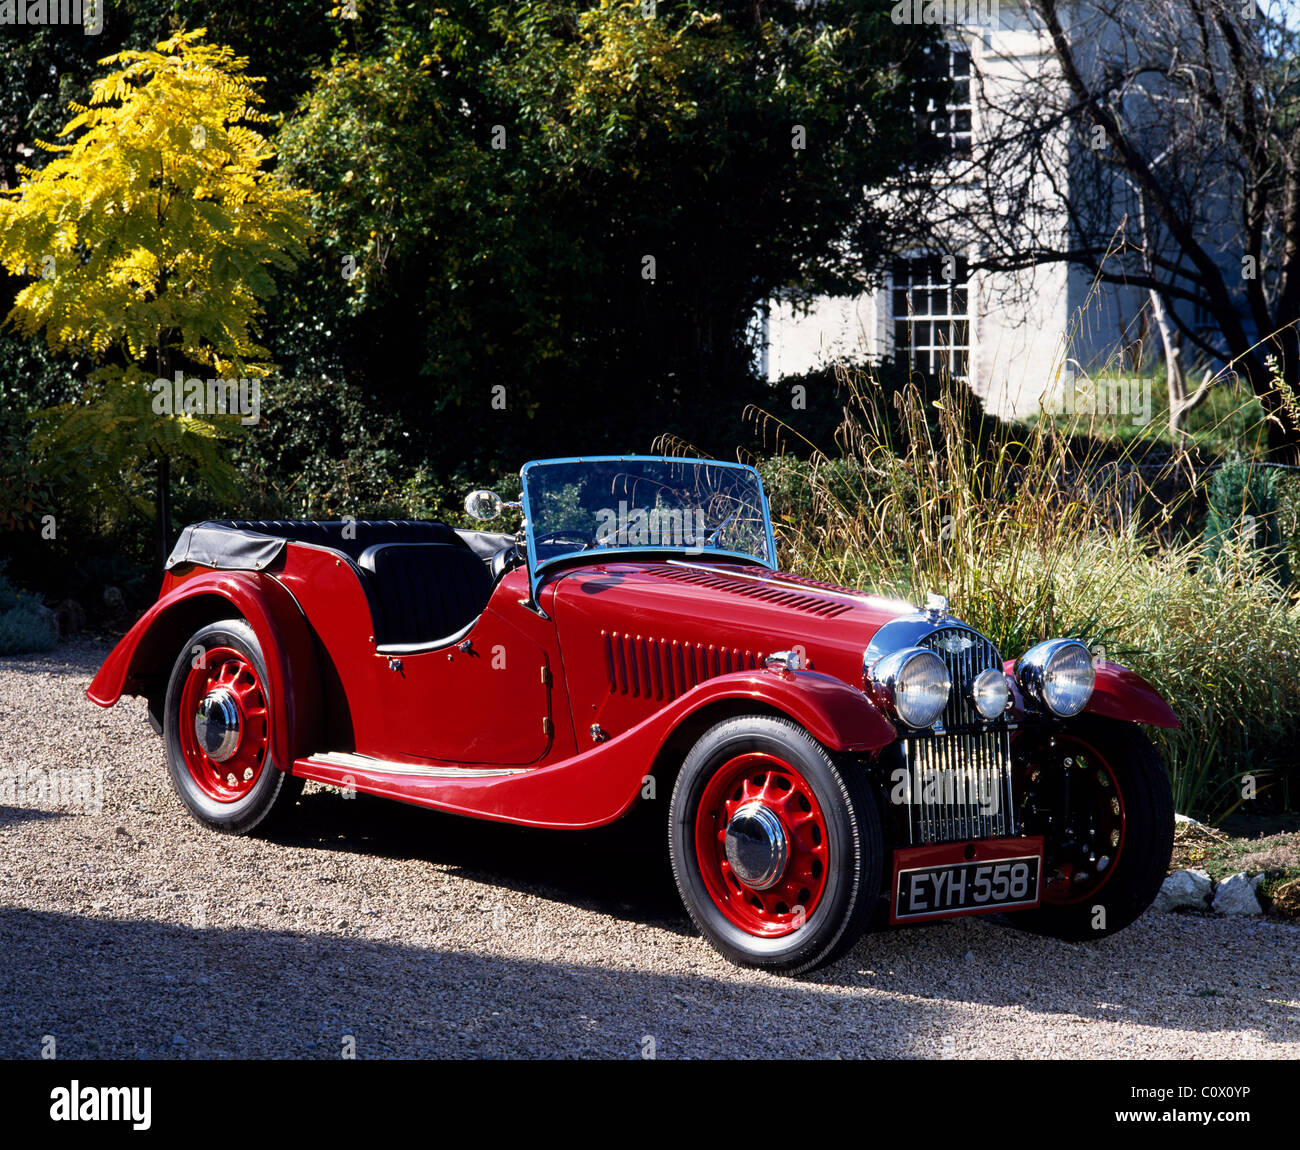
[302,751,527,779]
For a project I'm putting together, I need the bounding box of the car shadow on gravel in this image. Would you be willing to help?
[264,787,690,935]
[255,789,1300,1048]
[825,908,1300,1040]
[0,807,70,830]
[1,903,1296,1059]
[0,641,107,676]
[0,904,957,1058]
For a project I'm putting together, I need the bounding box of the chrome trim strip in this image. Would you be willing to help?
[301,751,527,779]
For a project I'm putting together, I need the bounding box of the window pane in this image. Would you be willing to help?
[890,255,971,380]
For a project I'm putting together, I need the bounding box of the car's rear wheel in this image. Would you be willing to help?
[668,715,882,974]
[1007,718,1173,941]
[163,618,302,835]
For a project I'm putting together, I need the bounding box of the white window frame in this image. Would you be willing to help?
[889,251,971,381]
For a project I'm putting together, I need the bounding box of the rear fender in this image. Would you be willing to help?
[86,571,322,768]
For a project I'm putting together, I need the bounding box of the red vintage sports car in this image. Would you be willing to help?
[89,455,1177,973]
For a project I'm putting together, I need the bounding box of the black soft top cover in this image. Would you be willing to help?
[165,519,465,572]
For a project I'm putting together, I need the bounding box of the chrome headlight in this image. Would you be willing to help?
[971,667,1011,719]
[869,647,951,728]
[1017,639,1095,717]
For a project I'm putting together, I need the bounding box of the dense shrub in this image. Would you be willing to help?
[0,564,57,656]
[1202,459,1292,587]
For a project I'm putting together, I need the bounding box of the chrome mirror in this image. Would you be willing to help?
[465,490,504,521]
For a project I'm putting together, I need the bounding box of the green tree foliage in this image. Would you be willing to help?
[0,1,335,408]
[0,29,312,564]
[0,1,333,181]
[276,0,942,464]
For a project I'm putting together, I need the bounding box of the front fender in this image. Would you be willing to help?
[86,570,322,768]
[667,668,897,753]
[1086,658,1180,729]
[1002,657,1179,729]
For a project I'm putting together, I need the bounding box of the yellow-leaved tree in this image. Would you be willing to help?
[0,28,312,571]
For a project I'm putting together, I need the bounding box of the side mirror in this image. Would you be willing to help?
[465,490,504,521]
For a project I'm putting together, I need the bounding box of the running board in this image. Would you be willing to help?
[291,750,558,824]
[296,751,527,779]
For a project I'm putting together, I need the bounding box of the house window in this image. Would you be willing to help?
[892,255,970,379]
[915,44,972,155]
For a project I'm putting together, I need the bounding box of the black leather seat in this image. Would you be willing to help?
[358,542,494,650]
[188,520,495,649]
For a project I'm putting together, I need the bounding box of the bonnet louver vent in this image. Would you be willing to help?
[647,566,853,618]
[603,632,759,699]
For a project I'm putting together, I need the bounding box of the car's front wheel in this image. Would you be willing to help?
[163,618,302,835]
[1007,718,1174,941]
[668,715,882,975]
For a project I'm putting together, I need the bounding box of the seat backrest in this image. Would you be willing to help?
[358,542,494,649]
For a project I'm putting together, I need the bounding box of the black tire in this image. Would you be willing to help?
[1008,719,1174,942]
[163,618,303,835]
[668,714,882,975]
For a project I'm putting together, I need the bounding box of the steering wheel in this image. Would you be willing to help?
[489,541,525,582]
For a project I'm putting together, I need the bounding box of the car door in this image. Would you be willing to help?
[369,570,567,766]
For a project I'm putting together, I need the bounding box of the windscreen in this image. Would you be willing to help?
[520,457,775,574]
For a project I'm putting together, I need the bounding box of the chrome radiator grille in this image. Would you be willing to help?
[900,727,1015,844]
[919,626,1003,730]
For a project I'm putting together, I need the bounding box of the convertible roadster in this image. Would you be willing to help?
[89,455,1177,973]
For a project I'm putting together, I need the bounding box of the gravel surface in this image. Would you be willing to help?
[1,641,1297,1060]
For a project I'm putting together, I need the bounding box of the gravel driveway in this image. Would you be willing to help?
[1,641,1297,1059]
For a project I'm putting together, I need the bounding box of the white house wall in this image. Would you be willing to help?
[764,293,887,381]
[764,2,1228,421]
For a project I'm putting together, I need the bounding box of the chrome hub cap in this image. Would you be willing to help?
[194,689,241,763]
[723,802,789,891]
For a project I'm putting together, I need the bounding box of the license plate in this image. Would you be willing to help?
[891,838,1043,923]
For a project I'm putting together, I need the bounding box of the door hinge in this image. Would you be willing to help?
[542,717,553,736]
[540,666,552,686]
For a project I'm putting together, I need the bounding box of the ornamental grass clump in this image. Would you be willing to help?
[749,364,1300,823]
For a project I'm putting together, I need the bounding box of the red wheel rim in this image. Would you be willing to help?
[693,752,830,938]
[1037,736,1126,906]
[178,645,270,803]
